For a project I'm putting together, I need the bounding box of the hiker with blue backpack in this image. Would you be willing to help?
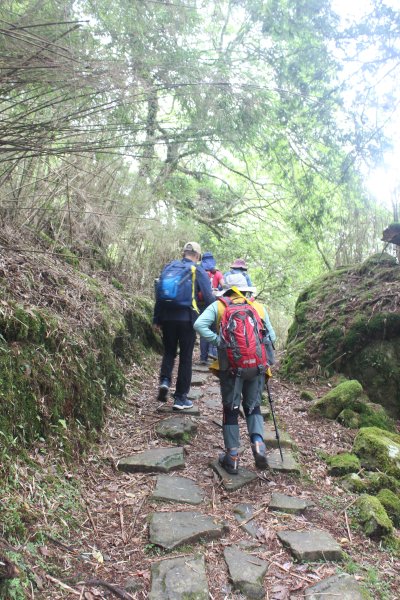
[153,242,215,410]
[194,273,276,474]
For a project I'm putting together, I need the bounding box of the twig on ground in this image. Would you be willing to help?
[345,510,352,543]
[81,578,133,599]
[45,574,81,596]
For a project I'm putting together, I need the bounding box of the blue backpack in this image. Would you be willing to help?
[157,260,198,311]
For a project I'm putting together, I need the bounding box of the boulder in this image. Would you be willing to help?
[310,380,363,420]
[376,489,400,528]
[353,494,393,539]
[326,452,360,476]
[282,254,400,417]
[353,427,400,478]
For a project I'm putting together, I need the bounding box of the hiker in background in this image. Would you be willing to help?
[223,258,253,287]
[153,242,215,410]
[194,273,276,474]
[198,251,223,364]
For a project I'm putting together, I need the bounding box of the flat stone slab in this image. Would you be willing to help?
[191,373,208,386]
[149,555,209,599]
[192,364,210,372]
[260,406,271,420]
[152,475,204,505]
[277,529,343,562]
[204,396,220,410]
[305,573,369,599]
[117,447,184,474]
[266,449,300,473]
[149,511,227,550]
[187,388,203,400]
[157,405,200,416]
[212,418,223,428]
[224,546,267,599]
[269,493,308,514]
[264,426,296,449]
[156,415,198,441]
[234,503,259,538]
[210,460,257,491]
[208,385,221,395]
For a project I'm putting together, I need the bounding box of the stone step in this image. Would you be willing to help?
[234,503,260,538]
[210,460,258,491]
[157,405,200,416]
[264,425,296,449]
[277,529,343,562]
[224,545,268,599]
[304,573,369,599]
[266,448,300,473]
[269,492,310,515]
[117,447,184,474]
[208,385,221,395]
[192,364,210,372]
[156,415,198,442]
[151,475,204,505]
[187,389,203,400]
[149,511,227,550]
[191,372,209,386]
[149,555,209,600]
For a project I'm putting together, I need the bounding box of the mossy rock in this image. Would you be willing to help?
[310,380,363,420]
[363,472,400,495]
[340,473,369,493]
[376,489,400,528]
[353,427,400,478]
[326,452,360,476]
[283,254,400,417]
[300,390,315,402]
[353,494,393,539]
[337,409,361,429]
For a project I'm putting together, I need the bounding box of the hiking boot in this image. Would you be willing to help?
[199,359,208,365]
[251,440,267,469]
[218,452,239,475]
[157,378,170,402]
[173,395,193,410]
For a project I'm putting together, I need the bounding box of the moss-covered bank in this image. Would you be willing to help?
[0,287,160,459]
[282,253,400,417]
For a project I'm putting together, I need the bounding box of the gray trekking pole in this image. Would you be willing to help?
[266,378,284,462]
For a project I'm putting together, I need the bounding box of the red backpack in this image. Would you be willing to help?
[218,296,268,379]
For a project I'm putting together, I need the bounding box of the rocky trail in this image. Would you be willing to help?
[36,353,398,600]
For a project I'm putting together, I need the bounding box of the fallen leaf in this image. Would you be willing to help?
[91,549,104,564]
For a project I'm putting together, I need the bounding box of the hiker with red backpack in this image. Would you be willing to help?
[153,242,215,410]
[194,273,276,474]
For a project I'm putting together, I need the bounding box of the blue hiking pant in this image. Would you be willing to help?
[218,370,265,449]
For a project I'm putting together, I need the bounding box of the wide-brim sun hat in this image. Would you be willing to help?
[216,272,256,296]
[230,258,248,270]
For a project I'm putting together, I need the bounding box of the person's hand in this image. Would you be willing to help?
[153,324,161,334]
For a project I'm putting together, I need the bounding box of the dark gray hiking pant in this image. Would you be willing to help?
[218,370,265,449]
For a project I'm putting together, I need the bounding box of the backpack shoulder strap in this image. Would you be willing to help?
[217,296,230,329]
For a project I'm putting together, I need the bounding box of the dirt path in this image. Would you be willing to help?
[42,352,399,599]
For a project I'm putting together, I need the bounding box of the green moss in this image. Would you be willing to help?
[300,390,315,402]
[353,427,400,479]
[376,489,400,527]
[353,494,393,539]
[310,380,364,420]
[337,409,361,429]
[340,473,369,494]
[363,472,400,495]
[326,452,361,476]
